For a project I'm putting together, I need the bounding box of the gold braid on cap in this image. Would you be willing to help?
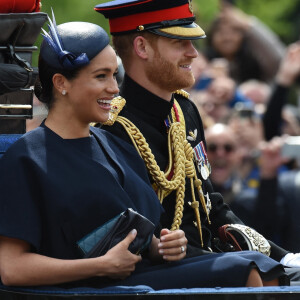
[102,92,210,246]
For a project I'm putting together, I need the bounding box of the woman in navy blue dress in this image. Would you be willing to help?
[0,16,288,289]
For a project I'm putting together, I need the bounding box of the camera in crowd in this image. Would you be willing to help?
[233,102,255,120]
[281,136,300,159]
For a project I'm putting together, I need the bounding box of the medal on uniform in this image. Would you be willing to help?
[193,141,210,180]
[204,164,210,177]
[207,160,211,173]
[200,163,208,180]
[194,151,204,178]
[188,0,193,13]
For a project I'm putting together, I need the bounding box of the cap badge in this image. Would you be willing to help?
[188,0,193,13]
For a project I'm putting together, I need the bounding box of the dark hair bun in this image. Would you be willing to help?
[34,77,45,102]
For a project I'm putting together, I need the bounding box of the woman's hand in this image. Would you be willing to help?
[0,231,142,286]
[149,229,187,262]
[100,229,142,279]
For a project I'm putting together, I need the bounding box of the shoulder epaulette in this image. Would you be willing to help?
[174,89,190,99]
[103,96,126,126]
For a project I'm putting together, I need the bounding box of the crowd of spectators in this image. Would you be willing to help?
[190,3,300,252]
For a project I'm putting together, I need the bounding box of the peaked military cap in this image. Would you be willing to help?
[95,0,206,40]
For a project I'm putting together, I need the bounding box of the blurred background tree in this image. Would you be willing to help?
[34,0,300,66]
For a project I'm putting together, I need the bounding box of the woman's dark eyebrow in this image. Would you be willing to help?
[92,67,119,74]
[92,68,111,74]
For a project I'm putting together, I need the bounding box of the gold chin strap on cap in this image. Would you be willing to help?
[103,93,210,246]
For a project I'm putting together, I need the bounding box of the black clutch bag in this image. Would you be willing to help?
[77,208,155,258]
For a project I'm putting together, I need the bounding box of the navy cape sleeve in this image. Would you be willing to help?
[0,137,42,250]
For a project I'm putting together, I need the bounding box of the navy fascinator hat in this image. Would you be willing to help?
[40,11,110,70]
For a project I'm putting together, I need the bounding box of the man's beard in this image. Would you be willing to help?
[145,52,195,92]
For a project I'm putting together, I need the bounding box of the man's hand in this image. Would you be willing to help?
[219,2,251,32]
[159,229,188,261]
[276,43,300,87]
[258,136,290,179]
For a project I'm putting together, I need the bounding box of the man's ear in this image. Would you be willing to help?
[133,36,152,60]
[52,73,68,95]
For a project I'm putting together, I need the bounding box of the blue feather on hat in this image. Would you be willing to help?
[41,9,89,70]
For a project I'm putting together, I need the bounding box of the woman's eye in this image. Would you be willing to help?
[96,74,106,79]
[113,72,118,79]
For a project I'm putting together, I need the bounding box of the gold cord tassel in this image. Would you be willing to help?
[189,178,203,247]
[194,179,211,224]
[117,117,186,230]
[112,98,211,245]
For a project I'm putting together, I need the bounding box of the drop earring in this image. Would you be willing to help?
[62,90,67,95]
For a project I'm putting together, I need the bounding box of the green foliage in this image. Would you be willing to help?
[235,0,300,44]
[40,0,108,27]
[193,0,219,30]
[194,0,300,43]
